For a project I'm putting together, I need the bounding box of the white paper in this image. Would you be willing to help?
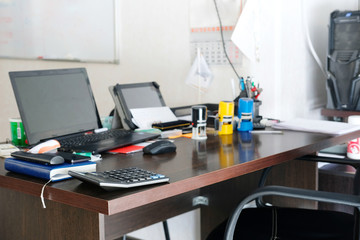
[130,107,178,129]
[272,118,360,135]
[185,50,214,92]
[231,0,261,62]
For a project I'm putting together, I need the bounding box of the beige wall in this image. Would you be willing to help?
[0,0,250,142]
[2,1,359,144]
[0,1,359,239]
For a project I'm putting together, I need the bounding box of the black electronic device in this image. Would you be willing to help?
[54,151,91,163]
[69,167,170,191]
[151,120,191,131]
[143,140,177,155]
[326,10,360,110]
[11,151,65,165]
[9,68,159,153]
[109,82,167,130]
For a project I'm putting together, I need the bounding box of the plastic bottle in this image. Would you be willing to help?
[347,115,360,159]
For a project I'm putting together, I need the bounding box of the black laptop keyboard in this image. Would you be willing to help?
[58,129,132,148]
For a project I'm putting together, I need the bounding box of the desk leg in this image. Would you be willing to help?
[0,187,104,240]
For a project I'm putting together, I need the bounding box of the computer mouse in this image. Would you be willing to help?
[143,140,176,155]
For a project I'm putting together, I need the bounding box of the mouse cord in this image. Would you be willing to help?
[40,178,53,208]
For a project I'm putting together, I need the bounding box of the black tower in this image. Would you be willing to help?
[326,10,360,110]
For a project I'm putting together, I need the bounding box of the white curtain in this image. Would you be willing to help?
[232,0,358,120]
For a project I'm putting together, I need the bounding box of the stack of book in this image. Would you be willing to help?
[4,157,96,182]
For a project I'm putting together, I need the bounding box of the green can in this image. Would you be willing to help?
[9,118,27,147]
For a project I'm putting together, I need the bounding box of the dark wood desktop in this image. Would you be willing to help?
[0,129,359,240]
[322,108,360,122]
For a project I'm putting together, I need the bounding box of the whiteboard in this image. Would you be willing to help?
[0,0,119,63]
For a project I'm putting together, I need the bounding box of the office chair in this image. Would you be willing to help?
[206,155,360,240]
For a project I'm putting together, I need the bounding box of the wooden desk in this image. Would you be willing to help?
[0,130,359,240]
[321,108,360,122]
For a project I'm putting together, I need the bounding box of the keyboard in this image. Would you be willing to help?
[58,129,131,148]
[69,167,170,190]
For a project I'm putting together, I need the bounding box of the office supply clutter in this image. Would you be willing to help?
[191,105,208,140]
[4,157,96,182]
[238,76,262,99]
[215,101,234,135]
[69,167,169,190]
[11,151,64,165]
[9,68,159,154]
[0,143,19,157]
[234,76,263,125]
[237,98,254,131]
[16,139,91,163]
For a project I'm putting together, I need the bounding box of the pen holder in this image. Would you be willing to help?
[253,100,262,122]
[237,98,253,132]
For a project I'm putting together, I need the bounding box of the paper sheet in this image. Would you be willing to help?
[231,0,261,62]
[272,118,360,135]
[130,107,178,129]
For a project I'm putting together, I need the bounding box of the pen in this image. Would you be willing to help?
[245,76,251,98]
[240,77,245,91]
[250,130,283,134]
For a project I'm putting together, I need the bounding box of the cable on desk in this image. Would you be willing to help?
[40,178,53,208]
[213,0,241,80]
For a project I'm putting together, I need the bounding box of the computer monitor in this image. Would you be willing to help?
[9,68,102,145]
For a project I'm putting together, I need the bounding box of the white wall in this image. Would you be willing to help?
[247,0,358,121]
[0,0,251,142]
[0,0,358,239]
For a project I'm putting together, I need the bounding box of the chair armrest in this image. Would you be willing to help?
[256,155,360,207]
[225,185,360,240]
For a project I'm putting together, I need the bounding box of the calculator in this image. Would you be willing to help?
[69,167,170,190]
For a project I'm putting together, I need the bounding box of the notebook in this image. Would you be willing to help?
[9,68,159,153]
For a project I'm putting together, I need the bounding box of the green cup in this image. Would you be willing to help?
[9,118,27,147]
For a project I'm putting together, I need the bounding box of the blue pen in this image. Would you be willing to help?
[240,77,245,91]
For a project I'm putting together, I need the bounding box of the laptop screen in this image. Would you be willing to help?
[10,68,101,145]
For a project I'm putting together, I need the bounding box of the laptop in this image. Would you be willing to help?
[9,68,159,153]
